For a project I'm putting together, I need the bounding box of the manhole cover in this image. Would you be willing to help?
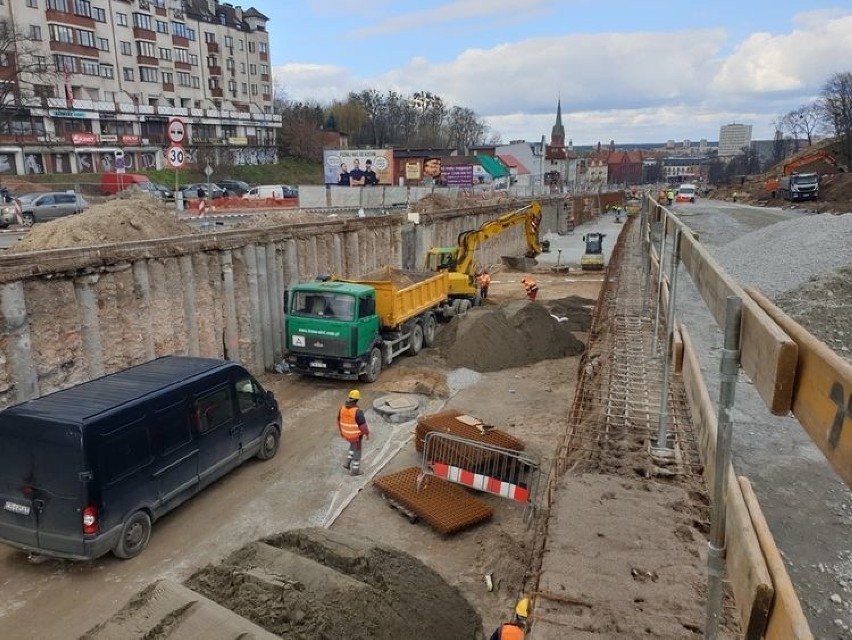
[373,394,420,423]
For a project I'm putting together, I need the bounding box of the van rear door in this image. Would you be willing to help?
[0,431,85,556]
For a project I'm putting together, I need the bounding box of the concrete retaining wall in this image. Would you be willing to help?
[0,199,563,407]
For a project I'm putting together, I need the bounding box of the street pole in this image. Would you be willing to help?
[540,135,545,196]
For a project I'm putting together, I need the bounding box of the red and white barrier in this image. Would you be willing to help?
[431,461,530,503]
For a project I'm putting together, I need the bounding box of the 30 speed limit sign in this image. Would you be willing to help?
[165,144,186,168]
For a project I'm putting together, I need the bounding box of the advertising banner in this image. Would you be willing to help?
[443,164,474,186]
[324,149,393,185]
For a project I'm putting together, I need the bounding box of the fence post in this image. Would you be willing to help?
[651,208,667,355]
[705,295,743,640]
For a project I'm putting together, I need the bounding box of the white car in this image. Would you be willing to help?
[243,185,298,199]
[675,184,697,203]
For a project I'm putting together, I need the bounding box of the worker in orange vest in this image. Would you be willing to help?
[489,597,530,639]
[477,270,491,300]
[521,277,538,301]
[338,389,370,476]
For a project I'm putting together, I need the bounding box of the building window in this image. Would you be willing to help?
[77,29,95,48]
[158,47,171,61]
[186,27,195,41]
[47,0,67,10]
[161,71,173,84]
[250,84,257,96]
[139,67,157,83]
[259,42,267,54]
[92,6,105,21]
[116,12,128,26]
[133,13,151,30]
[174,48,188,63]
[27,0,38,8]
[240,82,247,94]
[227,80,236,93]
[249,63,256,75]
[239,62,245,73]
[80,58,98,75]
[206,55,217,67]
[155,20,168,33]
[100,64,114,78]
[49,25,74,44]
[172,21,187,37]
[29,25,42,40]
[262,84,270,95]
[191,76,199,89]
[176,71,190,86]
[137,41,155,58]
[188,53,198,65]
[204,31,214,43]
[53,54,77,72]
[35,55,48,72]
[73,0,91,18]
[123,67,133,81]
[96,37,109,51]
[238,39,243,51]
[260,64,268,74]
[120,41,131,55]
[224,35,232,48]
[248,41,255,53]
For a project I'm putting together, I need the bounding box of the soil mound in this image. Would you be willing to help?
[9,194,194,253]
[435,297,587,372]
[185,528,482,640]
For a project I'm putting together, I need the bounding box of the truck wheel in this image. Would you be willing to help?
[113,510,152,559]
[22,212,35,226]
[407,322,424,356]
[361,347,382,383]
[256,424,280,460]
[422,314,437,347]
[458,299,472,314]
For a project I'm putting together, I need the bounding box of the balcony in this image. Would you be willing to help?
[45,9,95,28]
[172,35,189,47]
[208,66,222,76]
[133,27,157,41]
[261,94,271,102]
[49,41,98,56]
[175,61,191,71]
[206,41,219,53]
[259,52,268,62]
[136,55,158,66]
[260,73,269,82]
[211,87,223,98]
[162,82,175,93]
[155,7,166,16]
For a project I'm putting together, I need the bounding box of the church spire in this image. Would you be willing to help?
[551,99,565,147]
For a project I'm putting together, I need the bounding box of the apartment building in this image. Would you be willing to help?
[718,123,753,158]
[0,0,280,176]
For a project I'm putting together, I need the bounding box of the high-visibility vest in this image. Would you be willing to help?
[497,623,525,639]
[478,273,491,287]
[338,405,362,442]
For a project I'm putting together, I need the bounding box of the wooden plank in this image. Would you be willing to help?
[672,325,683,373]
[739,477,813,640]
[680,327,774,636]
[748,287,852,488]
[679,233,797,415]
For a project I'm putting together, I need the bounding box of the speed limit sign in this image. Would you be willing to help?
[165,144,186,168]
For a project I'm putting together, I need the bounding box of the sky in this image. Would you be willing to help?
[257,0,852,145]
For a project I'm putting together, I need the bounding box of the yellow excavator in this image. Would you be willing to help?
[424,200,542,302]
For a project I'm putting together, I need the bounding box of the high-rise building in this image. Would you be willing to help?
[718,123,752,158]
[0,0,280,176]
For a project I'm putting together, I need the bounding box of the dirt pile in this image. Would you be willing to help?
[2,177,52,194]
[231,209,332,229]
[409,193,457,212]
[184,528,482,640]
[434,297,588,372]
[8,194,194,253]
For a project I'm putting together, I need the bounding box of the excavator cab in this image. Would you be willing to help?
[581,232,606,271]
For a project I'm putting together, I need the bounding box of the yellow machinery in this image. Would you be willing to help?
[580,232,606,271]
[424,201,542,300]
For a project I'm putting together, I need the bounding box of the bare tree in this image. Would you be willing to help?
[820,71,852,165]
[0,23,57,138]
[445,106,487,153]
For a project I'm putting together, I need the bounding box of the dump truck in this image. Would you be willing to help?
[778,172,819,201]
[424,201,542,302]
[284,267,461,382]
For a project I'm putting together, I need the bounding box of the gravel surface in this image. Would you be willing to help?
[711,212,852,297]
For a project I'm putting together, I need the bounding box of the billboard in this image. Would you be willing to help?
[442,164,474,186]
[324,149,394,185]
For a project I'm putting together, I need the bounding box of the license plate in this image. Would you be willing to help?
[4,500,31,516]
[309,361,327,369]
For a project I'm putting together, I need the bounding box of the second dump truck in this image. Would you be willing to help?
[284,267,460,382]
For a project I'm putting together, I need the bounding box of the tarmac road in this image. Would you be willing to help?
[667,198,852,637]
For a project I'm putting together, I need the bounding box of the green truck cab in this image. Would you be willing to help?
[284,269,454,382]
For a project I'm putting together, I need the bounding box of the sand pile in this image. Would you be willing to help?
[231,209,329,228]
[434,297,587,372]
[8,194,194,252]
[185,528,482,640]
[409,193,456,212]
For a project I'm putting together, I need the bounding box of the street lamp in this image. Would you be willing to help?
[539,135,545,195]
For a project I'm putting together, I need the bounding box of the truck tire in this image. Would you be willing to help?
[113,510,152,559]
[256,424,280,460]
[407,322,424,356]
[361,347,382,383]
[422,314,437,347]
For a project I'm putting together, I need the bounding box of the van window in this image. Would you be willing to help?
[102,419,153,482]
[196,387,235,433]
[235,376,260,413]
[155,401,192,453]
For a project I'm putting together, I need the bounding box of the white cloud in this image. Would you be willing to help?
[273,10,852,143]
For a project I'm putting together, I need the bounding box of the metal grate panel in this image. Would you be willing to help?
[415,409,525,453]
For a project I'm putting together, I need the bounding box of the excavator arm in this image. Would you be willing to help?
[453,201,542,277]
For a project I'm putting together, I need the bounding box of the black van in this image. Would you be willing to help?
[0,356,282,561]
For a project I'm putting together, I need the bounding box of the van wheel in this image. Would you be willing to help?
[257,424,280,460]
[360,347,382,383]
[422,314,436,347]
[22,212,35,226]
[113,511,152,559]
[406,322,424,356]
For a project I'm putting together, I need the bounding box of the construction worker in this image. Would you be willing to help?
[658,187,667,204]
[521,277,538,301]
[477,269,491,300]
[338,389,370,476]
[489,597,530,639]
[665,187,675,205]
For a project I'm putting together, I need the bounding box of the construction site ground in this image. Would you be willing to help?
[1,202,849,638]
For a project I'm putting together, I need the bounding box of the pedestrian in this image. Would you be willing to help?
[521,277,538,301]
[338,389,370,476]
[665,187,674,206]
[489,597,530,640]
[478,269,491,300]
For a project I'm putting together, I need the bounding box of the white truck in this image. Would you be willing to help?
[778,172,819,202]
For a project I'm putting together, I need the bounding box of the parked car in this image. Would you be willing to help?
[141,182,174,201]
[177,183,225,199]
[243,184,299,199]
[0,355,282,560]
[0,191,89,226]
[216,179,251,196]
[675,183,697,203]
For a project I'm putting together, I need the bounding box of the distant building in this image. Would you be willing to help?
[718,123,753,158]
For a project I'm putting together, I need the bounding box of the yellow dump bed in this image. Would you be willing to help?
[339,266,449,329]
